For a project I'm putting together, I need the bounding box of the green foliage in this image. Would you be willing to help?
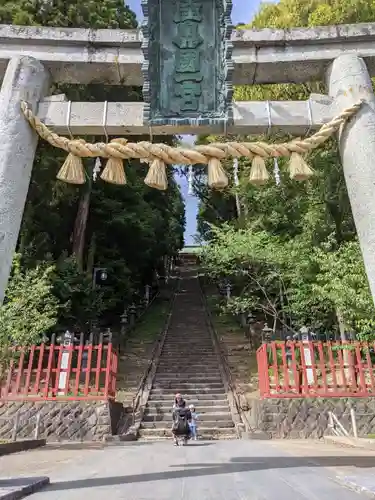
[314,242,375,338]
[52,256,103,331]
[201,221,375,339]
[248,0,375,29]
[196,0,375,340]
[0,0,137,28]
[0,256,59,353]
[0,1,185,351]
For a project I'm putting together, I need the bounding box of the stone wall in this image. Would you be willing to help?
[249,397,375,439]
[0,400,126,441]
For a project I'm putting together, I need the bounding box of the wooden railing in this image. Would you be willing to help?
[0,341,118,401]
[257,341,375,398]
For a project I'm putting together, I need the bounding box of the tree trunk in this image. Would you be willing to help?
[336,308,348,342]
[72,164,92,270]
[86,232,96,274]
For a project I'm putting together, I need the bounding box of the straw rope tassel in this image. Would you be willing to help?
[289,152,314,181]
[144,159,168,190]
[57,139,86,184]
[207,158,228,189]
[249,156,269,186]
[100,139,128,185]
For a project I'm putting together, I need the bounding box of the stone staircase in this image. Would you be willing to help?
[138,266,238,440]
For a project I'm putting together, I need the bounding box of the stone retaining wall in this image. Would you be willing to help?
[249,397,375,438]
[0,400,126,441]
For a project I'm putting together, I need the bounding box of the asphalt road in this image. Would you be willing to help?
[12,439,373,500]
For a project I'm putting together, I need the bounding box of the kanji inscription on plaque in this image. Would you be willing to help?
[141,0,233,128]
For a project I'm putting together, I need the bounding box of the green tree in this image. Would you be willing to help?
[1,1,185,340]
[198,0,375,339]
[0,255,59,376]
[0,0,136,28]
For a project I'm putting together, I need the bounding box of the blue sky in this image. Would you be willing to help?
[127,0,269,25]
[127,0,273,244]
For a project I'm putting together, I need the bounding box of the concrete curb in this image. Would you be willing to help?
[0,477,49,500]
[242,430,271,440]
[336,475,375,498]
[0,440,46,457]
[323,435,375,450]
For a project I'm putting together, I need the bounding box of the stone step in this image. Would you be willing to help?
[161,347,214,351]
[163,337,212,341]
[162,341,213,345]
[157,369,219,374]
[165,339,210,341]
[160,352,216,357]
[156,366,220,378]
[155,373,221,378]
[148,393,227,401]
[154,375,222,383]
[138,427,237,439]
[157,366,220,370]
[143,411,232,422]
[146,403,230,412]
[151,382,225,390]
[150,387,225,395]
[158,359,217,363]
[159,360,219,366]
[146,399,229,408]
[159,354,215,357]
[158,361,219,372]
[140,420,235,429]
[163,340,212,344]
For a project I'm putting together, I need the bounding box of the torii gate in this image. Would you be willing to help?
[0,5,375,305]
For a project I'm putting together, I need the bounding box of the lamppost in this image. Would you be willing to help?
[128,303,137,327]
[90,267,107,334]
[120,309,128,336]
[145,284,151,306]
[92,267,108,291]
[225,282,232,302]
[246,311,257,343]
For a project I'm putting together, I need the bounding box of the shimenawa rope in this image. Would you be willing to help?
[20,100,362,190]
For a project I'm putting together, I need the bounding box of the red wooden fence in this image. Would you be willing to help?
[0,342,118,401]
[257,341,375,398]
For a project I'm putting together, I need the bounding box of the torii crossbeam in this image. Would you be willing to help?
[0,20,375,308]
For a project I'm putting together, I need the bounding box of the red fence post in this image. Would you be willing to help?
[256,344,270,398]
[110,349,118,398]
[103,342,112,398]
[0,336,118,401]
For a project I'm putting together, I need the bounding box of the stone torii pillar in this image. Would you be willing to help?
[0,56,50,304]
[327,55,375,304]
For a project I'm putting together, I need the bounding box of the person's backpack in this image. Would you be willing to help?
[173,410,189,434]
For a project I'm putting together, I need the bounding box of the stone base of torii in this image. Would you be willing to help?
[1,23,375,306]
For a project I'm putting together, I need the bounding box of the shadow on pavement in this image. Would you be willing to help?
[40,442,155,451]
[43,455,375,491]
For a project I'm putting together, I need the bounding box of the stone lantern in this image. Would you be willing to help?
[261,323,273,344]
